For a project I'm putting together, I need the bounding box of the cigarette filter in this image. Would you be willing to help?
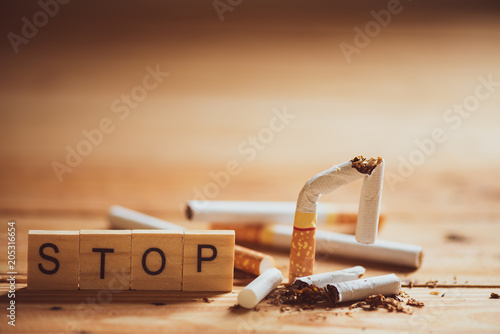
[294,266,365,288]
[238,268,283,309]
[289,156,384,282]
[211,223,423,269]
[328,274,401,303]
[108,205,276,276]
[234,245,275,276]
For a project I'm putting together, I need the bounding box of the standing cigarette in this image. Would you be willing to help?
[108,205,276,276]
[234,245,275,276]
[238,268,283,309]
[328,274,401,303]
[210,223,423,269]
[289,156,384,282]
[294,266,365,287]
[186,200,386,229]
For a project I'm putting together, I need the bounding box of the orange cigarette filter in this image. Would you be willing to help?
[234,245,275,276]
[288,212,317,283]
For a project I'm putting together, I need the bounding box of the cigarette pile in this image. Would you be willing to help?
[108,155,423,311]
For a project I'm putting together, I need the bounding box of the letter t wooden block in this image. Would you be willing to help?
[182,230,235,291]
[79,230,131,290]
[28,230,80,290]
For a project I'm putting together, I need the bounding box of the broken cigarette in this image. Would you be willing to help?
[186,200,386,232]
[238,268,283,309]
[108,205,276,276]
[211,223,422,269]
[289,156,384,282]
[294,266,365,288]
[328,274,401,303]
[234,245,275,276]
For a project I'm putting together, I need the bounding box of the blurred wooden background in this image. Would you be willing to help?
[0,0,499,332]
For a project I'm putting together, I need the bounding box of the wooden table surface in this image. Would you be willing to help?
[1,1,500,333]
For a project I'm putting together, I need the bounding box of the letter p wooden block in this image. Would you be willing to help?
[28,231,80,290]
[182,230,235,291]
[79,230,131,290]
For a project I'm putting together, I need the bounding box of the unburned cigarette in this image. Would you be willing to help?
[238,268,283,309]
[234,245,275,276]
[108,205,276,276]
[294,266,365,288]
[186,200,386,230]
[328,274,401,303]
[289,156,384,282]
[211,223,423,269]
[109,205,186,230]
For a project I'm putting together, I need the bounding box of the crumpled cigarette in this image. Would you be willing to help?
[289,156,384,282]
[329,273,401,303]
[294,266,365,288]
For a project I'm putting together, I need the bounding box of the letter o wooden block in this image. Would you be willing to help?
[28,231,80,290]
[79,230,131,290]
[131,230,183,290]
[182,230,235,291]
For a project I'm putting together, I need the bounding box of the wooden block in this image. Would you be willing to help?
[182,230,235,291]
[27,230,80,290]
[131,230,183,290]
[79,230,131,290]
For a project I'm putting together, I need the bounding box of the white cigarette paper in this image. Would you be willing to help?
[238,268,283,309]
[186,200,358,224]
[331,274,401,303]
[295,158,384,244]
[109,205,186,231]
[265,225,422,269]
[294,266,365,287]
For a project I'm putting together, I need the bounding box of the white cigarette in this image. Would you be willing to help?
[330,274,401,303]
[294,266,365,287]
[216,224,422,269]
[186,200,362,225]
[238,268,283,309]
[109,205,186,231]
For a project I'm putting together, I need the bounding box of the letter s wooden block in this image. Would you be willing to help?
[79,230,131,290]
[28,230,80,290]
[182,230,235,291]
[131,230,183,290]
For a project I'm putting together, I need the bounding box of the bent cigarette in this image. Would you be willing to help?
[211,223,423,269]
[238,268,283,309]
[186,200,386,230]
[289,156,384,282]
[234,245,275,276]
[108,205,276,276]
[294,266,365,288]
[327,274,401,303]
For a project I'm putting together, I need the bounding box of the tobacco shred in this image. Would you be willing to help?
[265,282,423,315]
[490,292,500,299]
[351,156,383,175]
[349,293,421,314]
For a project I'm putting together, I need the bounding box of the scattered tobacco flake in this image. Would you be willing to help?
[441,293,446,297]
[50,306,63,311]
[351,156,383,175]
[407,298,425,307]
[349,294,414,314]
[202,297,214,303]
[228,304,241,311]
[253,307,260,312]
[266,282,333,307]
[425,280,438,288]
[490,292,500,299]
[430,291,440,295]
